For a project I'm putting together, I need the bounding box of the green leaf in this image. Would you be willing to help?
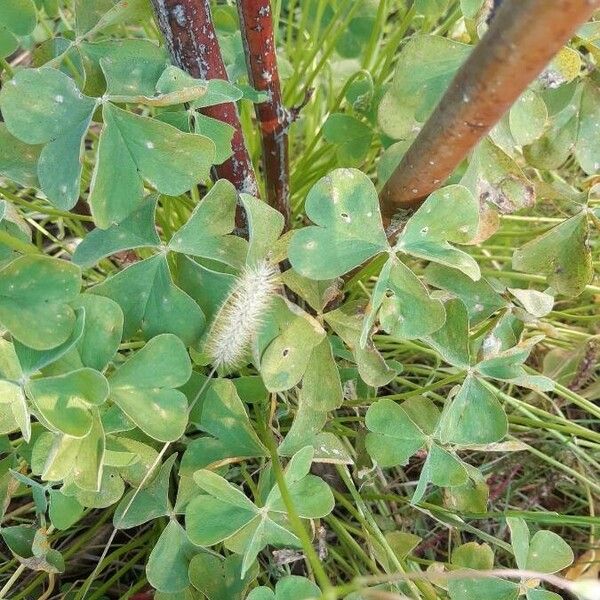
[512,211,591,297]
[0,0,37,57]
[575,81,600,175]
[448,577,519,600]
[155,67,243,109]
[0,380,29,441]
[444,464,489,512]
[194,114,235,164]
[460,0,485,18]
[247,576,321,600]
[39,412,105,491]
[191,378,266,461]
[240,194,285,266]
[48,489,84,530]
[100,47,172,99]
[527,530,574,573]
[73,196,160,268]
[280,271,341,314]
[0,0,37,36]
[186,472,258,546]
[325,302,401,387]
[0,68,97,209]
[378,35,470,139]
[279,339,343,456]
[526,590,562,600]
[90,103,215,227]
[476,337,555,391]
[258,298,326,392]
[413,444,468,504]
[0,255,81,350]
[524,94,578,170]
[509,90,548,146]
[75,0,150,36]
[425,264,505,324]
[188,553,258,600]
[14,306,85,375]
[508,288,554,317]
[175,256,236,323]
[361,257,445,345]
[71,295,124,371]
[452,542,495,570]
[91,254,205,346]
[365,399,426,467]
[113,454,176,529]
[425,298,471,368]
[0,124,41,187]
[188,449,331,577]
[1,525,65,573]
[108,334,191,442]
[168,180,248,269]
[396,185,480,280]
[437,376,507,445]
[461,138,535,222]
[27,368,109,437]
[507,517,530,570]
[147,520,198,593]
[288,169,389,279]
[267,447,335,518]
[322,113,373,165]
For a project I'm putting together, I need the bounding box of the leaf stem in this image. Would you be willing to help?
[258,408,334,596]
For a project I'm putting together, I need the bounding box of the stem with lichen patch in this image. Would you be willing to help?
[237,0,291,228]
[149,0,259,235]
[379,0,600,232]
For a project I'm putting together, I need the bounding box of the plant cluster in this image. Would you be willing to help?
[0,1,598,599]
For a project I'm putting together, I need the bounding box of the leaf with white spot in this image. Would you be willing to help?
[0,68,97,210]
[396,185,480,280]
[288,169,389,279]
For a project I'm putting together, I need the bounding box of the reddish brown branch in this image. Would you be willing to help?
[150,0,259,234]
[236,0,291,228]
[379,0,600,230]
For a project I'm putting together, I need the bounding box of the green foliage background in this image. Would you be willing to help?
[0,0,598,598]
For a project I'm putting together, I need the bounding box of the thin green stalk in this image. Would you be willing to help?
[335,466,433,600]
[259,415,334,596]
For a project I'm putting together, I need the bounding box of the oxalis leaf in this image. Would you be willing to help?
[189,553,258,600]
[186,447,333,577]
[91,254,205,346]
[32,411,105,492]
[72,196,161,268]
[436,375,507,446]
[288,168,389,279]
[507,517,574,573]
[108,334,192,442]
[0,0,37,58]
[360,255,446,346]
[90,102,215,227]
[324,301,401,388]
[0,255,81,350]
[0,68,97,210]
[147,520,199,594]
[247,576,321,600]
[256,297,326,392]
[366,389,503,504]
[168,179,248,270]
[279,338,344,458]
[188,378,266,464]
[395,185,481,280]
[1,525,65,573]
[512,210,592,297]
[113,453,177,529]
[27,368,109,438]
